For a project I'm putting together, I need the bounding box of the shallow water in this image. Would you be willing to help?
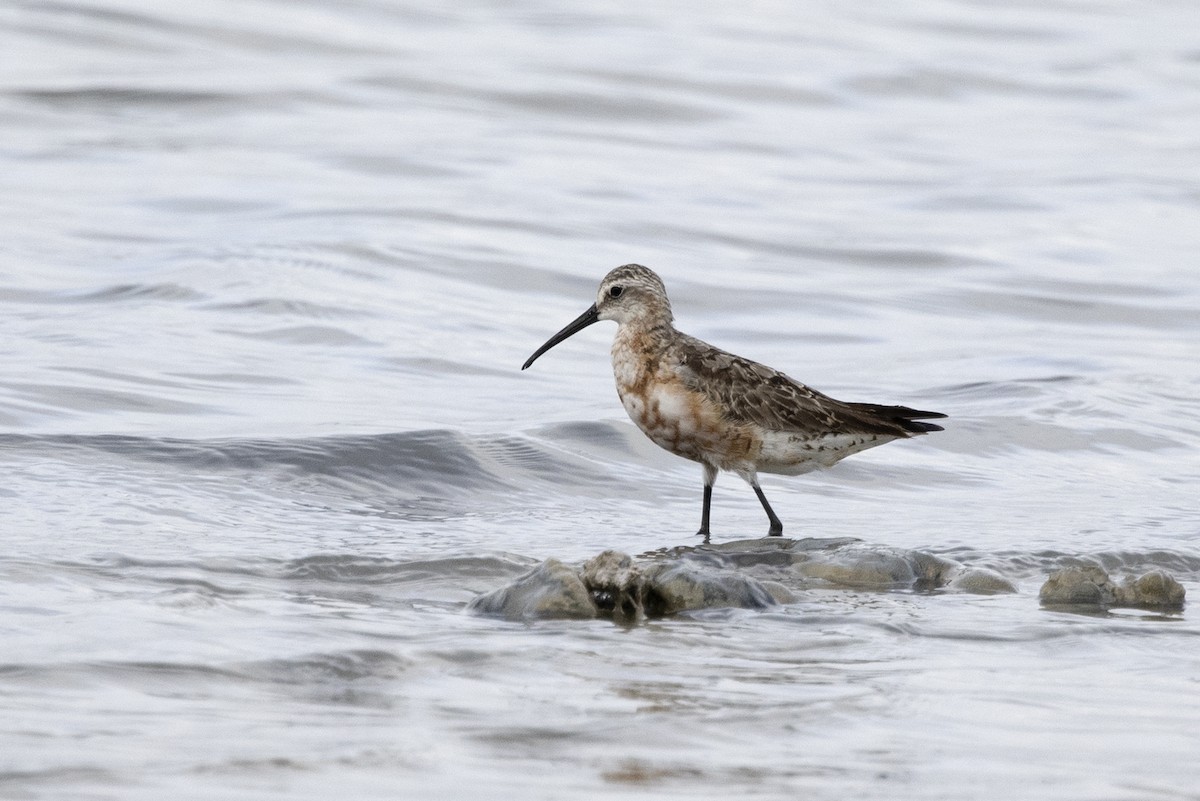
[3,0,1200,798]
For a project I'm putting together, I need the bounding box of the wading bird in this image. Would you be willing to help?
[522,264,945,541]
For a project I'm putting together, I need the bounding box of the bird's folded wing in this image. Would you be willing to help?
[675,338,913,437]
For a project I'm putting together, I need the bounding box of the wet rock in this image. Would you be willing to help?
[467,558,597,621]
[471,548,788,622]
[757,580,798,604]
[581,550,648,624]
[1039,566,1118,605]
[658,536,1004,593]
[577,550,781,622]
[469,537,1019,623]
[1039,566,1185,609]
[783,542,1017,593]
[640,561,778,616]
[674,536,858,567]
[943,567,1017,595]
[793,544,943,588]
[1115,570,1185,607]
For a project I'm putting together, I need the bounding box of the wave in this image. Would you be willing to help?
[0,648,414,709]
[0,423,645,500]
[0,282,206,305]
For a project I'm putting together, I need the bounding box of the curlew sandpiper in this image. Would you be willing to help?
[522,264,945,541]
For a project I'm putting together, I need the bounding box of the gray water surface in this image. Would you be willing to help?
[3,1,1200,799]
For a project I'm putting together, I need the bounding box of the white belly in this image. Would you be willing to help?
[618,381,709,460]
[757,430,897,475]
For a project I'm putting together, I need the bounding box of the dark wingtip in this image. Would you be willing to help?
[899,408,946,434]
[899,408,946,420]
[847,402,947,435]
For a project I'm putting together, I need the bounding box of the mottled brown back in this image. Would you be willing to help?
[674,334,943,438]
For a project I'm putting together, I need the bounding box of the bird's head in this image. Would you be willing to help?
[522,264,673,370]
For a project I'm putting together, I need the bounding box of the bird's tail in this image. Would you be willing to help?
[849,403,946,434]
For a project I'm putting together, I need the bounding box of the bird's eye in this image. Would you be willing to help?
[608,286,624,298]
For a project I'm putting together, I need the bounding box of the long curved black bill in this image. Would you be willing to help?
[521,303,600,370]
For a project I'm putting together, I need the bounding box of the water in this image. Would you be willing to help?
[3,0,1200,798]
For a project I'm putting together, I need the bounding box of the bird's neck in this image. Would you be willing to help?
[611,319,674,392]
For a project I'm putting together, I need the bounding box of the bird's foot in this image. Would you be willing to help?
[767,525,783,537]
[696,527,712,544]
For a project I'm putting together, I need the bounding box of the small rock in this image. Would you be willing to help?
[641,561,778,615]
[1115,570,1185,608]
[1039,566,1116,606]
[671,538,1014,595]
[945,567,1018,594]
[1040,566,1185,609]
[581,550,647,624]
[758,580,798,604]
[794,545,925,588]
[468,558,597,621]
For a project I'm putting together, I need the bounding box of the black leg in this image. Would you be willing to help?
[697,483,712,543]
[752,483,783,537]
[697,463,717,543]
